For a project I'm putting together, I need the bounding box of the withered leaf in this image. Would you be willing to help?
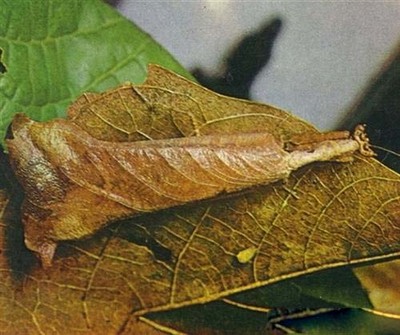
[7,111,371,267]
[67,65,317,141]
[1,65,400,334]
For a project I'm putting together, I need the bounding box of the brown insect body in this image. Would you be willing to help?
[7,114,374,267]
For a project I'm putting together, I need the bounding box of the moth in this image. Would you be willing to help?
[7,113,375,267]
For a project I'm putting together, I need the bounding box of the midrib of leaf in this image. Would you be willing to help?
[81,35,154,92]
[0,18,125,45]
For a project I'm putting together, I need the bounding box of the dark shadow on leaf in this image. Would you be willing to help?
[0,151,37,279]
[116,214,174,264]
[57,226,115,260]
[192,17,283,100]
[0,49,6,74]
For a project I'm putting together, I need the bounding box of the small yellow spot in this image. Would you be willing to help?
[236,246,257,264]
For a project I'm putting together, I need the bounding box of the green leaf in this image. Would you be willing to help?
[280,309,400,335]
[229,266,372,310]
[145,304,400,335]
[144,301,272,335]
[0,0,191,148]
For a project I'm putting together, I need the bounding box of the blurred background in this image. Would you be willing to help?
[114,1,400,130]
[111,1,400,170]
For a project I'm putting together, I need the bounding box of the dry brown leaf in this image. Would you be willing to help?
[7,112,371,267]
[1,65,400,334]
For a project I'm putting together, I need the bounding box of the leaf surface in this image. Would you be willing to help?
[9,96,369,266]
[71,66,400,313]
[2,66,400,334]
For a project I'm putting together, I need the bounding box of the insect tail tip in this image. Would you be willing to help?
[352,124,376,157]
[36,241,57,269]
